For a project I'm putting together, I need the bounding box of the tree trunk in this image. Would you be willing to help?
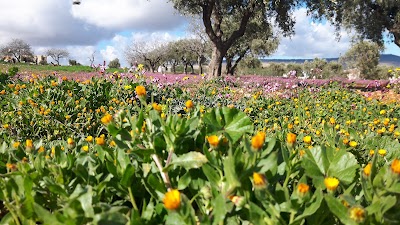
[208,46,225,78]
[226,56,233,75]
[198,57,203,75]
[172,64,176,74]
[190,64,194,74]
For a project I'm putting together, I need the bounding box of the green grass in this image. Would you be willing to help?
[0,62,126,74]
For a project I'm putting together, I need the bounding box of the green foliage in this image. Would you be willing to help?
[1,73,400,224]
[238,56,262,70]
[68,59,80,66]
[339,41,382,79]
[108,58,121,69]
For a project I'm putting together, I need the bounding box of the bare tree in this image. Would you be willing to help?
[186,17,212,74]
[88,51,96,67]
[0,39,34,63]
[125,41,167,73]
[45,48,70,65]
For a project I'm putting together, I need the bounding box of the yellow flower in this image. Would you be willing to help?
[124,85,132,90]
[253,172,267,188]
[287,133,297,144]
[343,138,349,145]
[101,113,113,125]
[303,136,312,145]
[329,117,336,125]
[13,141,20,148]
[81,145,89,152]
[96,136,105,145]
[67,137,74,145]
[38,146,45,153]
[152,103,162,112]
[349,206,366,223]
[251,131,266,150]
[86,136,93,142]
[380,110,386,115]
[185,100,194,109]
[207,135,219,148]
[135,85,146,97]
[6,163,16,170]
[369,150,375,156]
[324,177,339,191]
[391,159,400,175]
[349,141,358,148]
[109,141,116,147]
[288,123,293,129]
[363,163,372,177]
[297,183,310,196]
[163,189,181,210]
[26,139,33,150]
[378,149,386,156]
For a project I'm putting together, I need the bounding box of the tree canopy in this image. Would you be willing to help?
[0,39,34,63]
[171,0,298,77]
[306,0,400,48]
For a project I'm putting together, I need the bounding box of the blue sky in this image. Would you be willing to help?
[0,0,398,67]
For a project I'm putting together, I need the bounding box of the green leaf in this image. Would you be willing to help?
[302,146,328,178]
[202,164,221,185]
[178,172,192,190]
[324,195,357,225]
[120,164,135,188]
[93,212,128,225]
[327,149,359,185]
[33,203,64,225]
[212,193,227,225]
[203,107,253,143]
[168,152,208,170]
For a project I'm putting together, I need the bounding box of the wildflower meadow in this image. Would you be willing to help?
[1,66,400,225]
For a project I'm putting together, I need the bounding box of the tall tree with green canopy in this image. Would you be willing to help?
[306,0,400,48]
[170,0,298,78]
[225,17,279,75]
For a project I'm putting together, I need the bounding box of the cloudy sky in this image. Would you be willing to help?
[0,0,399,67]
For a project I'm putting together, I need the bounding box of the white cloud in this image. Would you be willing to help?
[70,0,185,30]
[271,8,353,59]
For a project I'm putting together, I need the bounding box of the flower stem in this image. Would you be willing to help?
[128,187,139,211]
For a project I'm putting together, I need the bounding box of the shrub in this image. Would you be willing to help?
[108,58,121,69]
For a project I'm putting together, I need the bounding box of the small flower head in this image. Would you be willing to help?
[349,141,358,148]
[253,172,267,188]
[26,139,33,151]
[251,131,266,151]
[303,136,312,145]
[391,159,400,175]
[67,137,74,145]
[363,163,372,177]
[86,136,93,142]
[349,206,366,223]
[324,177,339,192]
[378,149,387,156]
[13,141,21,149]
[207,135,219,148]
[163,189,181,210]
[101,113,113,125]
[297,183,310,196]
[95,136,105,145]
[135,85,146,97]
[287,133,297,145]
[185,100,194,109]
[152,103,162,112]
[81,145,89,152]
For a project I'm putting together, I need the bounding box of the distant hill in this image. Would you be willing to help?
[261,54,400,67]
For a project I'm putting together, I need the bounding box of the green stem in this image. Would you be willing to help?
[128,187,139,211]
[289,211,296,224]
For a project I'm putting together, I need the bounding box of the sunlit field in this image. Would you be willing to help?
[1,65,400,224]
